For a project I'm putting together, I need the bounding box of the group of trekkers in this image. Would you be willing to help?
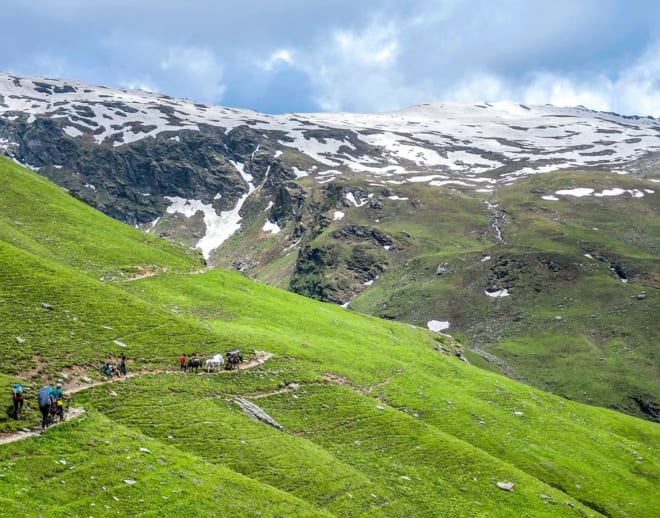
[10,354,128,429]
[101,353,127,379]
[8,350,244,431]
[10,381,69,429]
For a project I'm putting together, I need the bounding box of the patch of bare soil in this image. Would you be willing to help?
[322,373,351,385]
[239,350,273,370]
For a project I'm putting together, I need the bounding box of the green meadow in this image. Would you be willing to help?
[0,156,658,517]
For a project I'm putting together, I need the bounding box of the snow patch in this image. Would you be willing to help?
[165,195,250,259]
[427,320,450,332]
[63,126,83,138]
[485,288,510,298]
[555,188,594,197]
[145,217,160,233]
[346,192,369,207]
[553,187,652,199]
[292,166,308,178]
[333,210,345,221]
[262,220,281,234]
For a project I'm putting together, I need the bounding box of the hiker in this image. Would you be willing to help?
[180,353,187,372]
[11,383,24,419]
[51,382,65,422]
[38,385,55,430]
[119,353,127,376]
[51,382,64,402]
[102,362,116,379]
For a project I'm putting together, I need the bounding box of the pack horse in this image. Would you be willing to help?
[226,350,244,371]
[205,353,225,372]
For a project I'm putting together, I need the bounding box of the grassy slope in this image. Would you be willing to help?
[0,156,205,278]
[118,268,660,517]
[0,159,658,516]
[346,171,660,418]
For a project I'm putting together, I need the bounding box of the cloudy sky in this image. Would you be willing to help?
[2,0,660,116]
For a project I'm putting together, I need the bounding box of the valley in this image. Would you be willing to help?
[1,72,659,421]
[0,152,658,516]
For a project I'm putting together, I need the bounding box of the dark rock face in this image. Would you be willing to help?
[628,393,660,422]
[3,115,259,226]
[289,222,390,304]
[346,245,385,283]
[332,225,393,248]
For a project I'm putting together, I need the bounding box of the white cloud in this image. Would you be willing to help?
[120,78,160,93]
[160,46,225,101]
[449,73,508,104]
[521,74,612,111]
[440,41,660,117]
[262,49,294,71]
[613,42,660,116]
[272,9,659,117]
[281,18,431,113]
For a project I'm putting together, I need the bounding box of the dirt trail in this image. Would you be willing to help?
[111,265,212,283]
[0,408,87,445]
[0,351,273,445]
[60,351,273,394]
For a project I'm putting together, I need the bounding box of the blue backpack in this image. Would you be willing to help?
[38,387,53,408]
[12,384,23,397]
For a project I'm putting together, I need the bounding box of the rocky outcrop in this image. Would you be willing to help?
[332,225,393,248]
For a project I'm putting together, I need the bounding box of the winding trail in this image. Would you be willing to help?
[0,351,274,445]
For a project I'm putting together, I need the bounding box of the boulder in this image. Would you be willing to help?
[497,482,515,492]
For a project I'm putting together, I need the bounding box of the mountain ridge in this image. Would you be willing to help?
[1,72,658,421]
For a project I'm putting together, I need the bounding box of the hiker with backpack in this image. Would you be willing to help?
[37,385,56,430]
[102,361,119,379]
[11,383,24,419]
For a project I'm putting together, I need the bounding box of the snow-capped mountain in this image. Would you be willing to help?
[2,72,659,260]
[1,72,659,420]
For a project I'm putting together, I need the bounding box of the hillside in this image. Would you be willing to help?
[1,72,659,421]
[0,153,659,516]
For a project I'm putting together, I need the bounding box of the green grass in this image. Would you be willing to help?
[0,156,205,279]
[348,171,660,419]
[0,158,659,516]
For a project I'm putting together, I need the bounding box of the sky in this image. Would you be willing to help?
[2,0,660,116]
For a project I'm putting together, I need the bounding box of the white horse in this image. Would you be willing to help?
[205,353,225,372]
